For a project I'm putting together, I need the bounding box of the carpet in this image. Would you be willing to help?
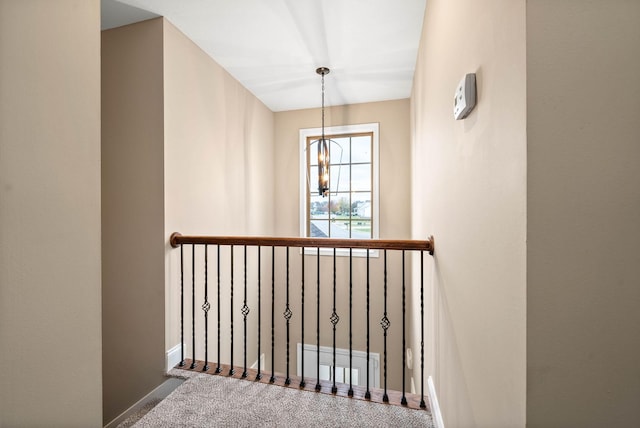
[132,369,434,427]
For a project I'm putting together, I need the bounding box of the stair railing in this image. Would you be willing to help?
[169,232,434,409]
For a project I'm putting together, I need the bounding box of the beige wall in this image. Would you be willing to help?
[411,0,527,426]
[163,19,275,367]
[0,1,103,427]
[101,18,166,424]
[527,1,640,426]
[273,100,413,390]
[101,18,275,422]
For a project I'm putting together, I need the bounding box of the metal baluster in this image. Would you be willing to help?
[229,245,235,376]
[216,245,222,373]
[380,250,390,402]
[365,249,370,399]
[179,244,185,367]
[331,248,338,394]
[284,247,292,385]
[401,250,407,405]
[315,247,321,391]
[191,245,197,369]
[203,245,210,371]
[420,250,426,409]
[300,249,306,388]
[348,247,354,397]
[256,246,262,380]
[270,246,276,383]
[242,246,250,378]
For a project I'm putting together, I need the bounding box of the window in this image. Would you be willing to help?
[300,123,379,249]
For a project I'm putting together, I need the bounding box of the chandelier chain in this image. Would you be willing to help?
[321,72,325,142]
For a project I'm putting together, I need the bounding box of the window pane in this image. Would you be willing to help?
[329,217,351,238]
[351,192,372,220]
[330,137,350,164]
[350,220,371,239]
[351,164,371,191]
[329,164,349,193]
[310,220,329,238]
[351,135,371,163]
[310,194,329,219]
[330,194,351,218]
[308,164,318,194]
[309,139,319,166]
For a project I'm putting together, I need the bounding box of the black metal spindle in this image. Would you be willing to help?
[381,250,390,402]
[203,245,210,371]
[216,245,221,373]
[256,246,262,380]
[365,249,370,399]
[315,247,321,391]
[401,250,407,405]
[242,246,249,378]
[331,248,338,394]
[284,247,292,385]
[191,245,197,369]
[348,247,354,397]
[179,244,185,367]
[420,250,426,409]
[270,246,276,383]
[229,245,235,376]
[300,249,306,388]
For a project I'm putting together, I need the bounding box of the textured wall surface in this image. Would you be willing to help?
[101,18,166,424]
[411,0,527,426]
[0,1,103,426]
[527,1,640,426]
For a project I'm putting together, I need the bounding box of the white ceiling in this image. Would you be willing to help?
[101,0,426,112]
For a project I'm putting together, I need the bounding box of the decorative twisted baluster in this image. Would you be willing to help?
[284,247,292,385]
[202,245,210,371]
[331,248,339,394]
[381,250,390,402]
[242,246,250,378]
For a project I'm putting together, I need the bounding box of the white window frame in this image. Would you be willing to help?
[299,123,380,257]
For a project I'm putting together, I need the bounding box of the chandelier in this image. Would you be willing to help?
[316,67,331,197]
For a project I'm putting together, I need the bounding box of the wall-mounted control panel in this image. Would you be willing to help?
[453,73,476,120]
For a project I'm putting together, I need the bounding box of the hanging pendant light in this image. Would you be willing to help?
[316,67,330,197]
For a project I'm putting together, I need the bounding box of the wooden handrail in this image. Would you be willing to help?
[170,232,434,255]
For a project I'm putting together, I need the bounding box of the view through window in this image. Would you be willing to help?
[300,123,379,244]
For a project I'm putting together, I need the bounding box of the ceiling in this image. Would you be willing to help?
[101,0,427,112]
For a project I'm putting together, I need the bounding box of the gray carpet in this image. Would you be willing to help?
[132,369,434,427]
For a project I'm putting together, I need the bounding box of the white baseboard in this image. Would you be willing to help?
[166,343,184,372]
[428,376,445,428]
[103,377,184,428]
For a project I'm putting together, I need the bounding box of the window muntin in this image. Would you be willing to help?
[299,123,379,253]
